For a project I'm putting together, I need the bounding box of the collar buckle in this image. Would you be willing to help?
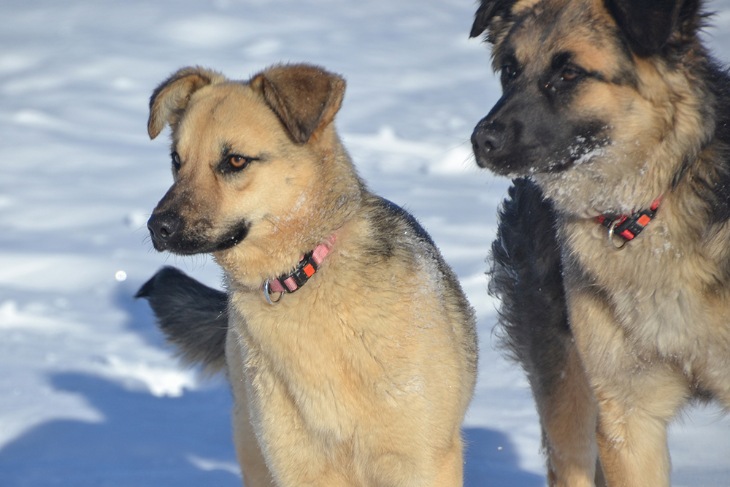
[596,197,662,249]
[261,235,335,305]
[262,280,284,305]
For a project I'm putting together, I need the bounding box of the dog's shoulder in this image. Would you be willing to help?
[356,194,473,307]
[355,194,440,266]
[371,196,436,247]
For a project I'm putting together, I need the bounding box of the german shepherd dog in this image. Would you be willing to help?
[135,64,478,487]
[470,0,730,485]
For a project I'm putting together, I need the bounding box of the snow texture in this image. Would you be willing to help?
[0,0,728,485]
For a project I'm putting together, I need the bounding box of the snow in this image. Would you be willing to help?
[1,0,729,485]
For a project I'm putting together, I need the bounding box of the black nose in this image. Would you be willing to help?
[471,119,506,159]
[147,212,182,250]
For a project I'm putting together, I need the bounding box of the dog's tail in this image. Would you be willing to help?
[136,266,228,374]
[488,178,572,390]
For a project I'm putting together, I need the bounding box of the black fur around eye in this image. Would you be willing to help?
[500,62,521,87]
[171,151,181,171]
[219,153,259,175]
[545,51,589,93]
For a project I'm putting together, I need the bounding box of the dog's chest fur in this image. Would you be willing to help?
[229,292,365,442]
[562,210,730,391]
[224,208,475,449]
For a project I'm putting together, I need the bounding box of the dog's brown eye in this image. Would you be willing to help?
[544,64,587,94]
[228,155,249,169]
[560,66,583,82]
[218,152,259,175]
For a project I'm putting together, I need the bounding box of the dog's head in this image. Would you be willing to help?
[470,0,711,213]
[144,64,346,257]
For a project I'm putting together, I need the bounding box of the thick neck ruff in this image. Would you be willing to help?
[262,235,336,304]
[595,197,662,249]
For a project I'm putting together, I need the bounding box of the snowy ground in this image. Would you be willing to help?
[1,0,729,485]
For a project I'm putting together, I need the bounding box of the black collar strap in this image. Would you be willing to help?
[595,197,662,246]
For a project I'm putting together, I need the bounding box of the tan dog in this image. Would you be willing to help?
[136,64,478,487]
[471,0,730,485]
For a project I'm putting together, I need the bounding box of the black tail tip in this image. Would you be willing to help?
[134,278,154,299]
[134,266,188,299]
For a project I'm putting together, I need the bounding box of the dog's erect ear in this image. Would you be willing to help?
[604,0,701,57]
[147,67,226,139]
[249,64,346,144]
[470,0,516,39]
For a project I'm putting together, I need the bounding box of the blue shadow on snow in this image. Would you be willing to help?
[0,372,240,487]
[464,427,544,487]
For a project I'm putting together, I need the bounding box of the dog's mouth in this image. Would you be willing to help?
[148,213,250,255]
[209,221,250,253]
[541,136,610,174]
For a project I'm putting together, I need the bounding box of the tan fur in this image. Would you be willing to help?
[473,0,730,485]
[146,64,477,486]
[538,345,600,487]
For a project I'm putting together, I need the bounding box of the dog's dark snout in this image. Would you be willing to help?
[471,119,506,167]
[472,119,505,153]
[147,212,182,249]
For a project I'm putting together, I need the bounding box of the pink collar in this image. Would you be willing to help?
[262,235,336,304]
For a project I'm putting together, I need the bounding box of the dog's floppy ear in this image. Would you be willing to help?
[469,0,516,39]
[604,0,701,57]
[147,67,226,139]
[249,64,346,144]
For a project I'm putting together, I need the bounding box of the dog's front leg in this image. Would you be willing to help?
[567,289,688,487]
[538,341,601,487]
[226,327,276,487]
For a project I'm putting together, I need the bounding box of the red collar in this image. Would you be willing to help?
[595,197,662,246]
[262,235,336,304]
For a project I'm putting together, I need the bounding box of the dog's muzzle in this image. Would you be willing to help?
[471,118,507,168]
[147,211,182,252]
[147,211,250,255]
[471,119,507,167]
